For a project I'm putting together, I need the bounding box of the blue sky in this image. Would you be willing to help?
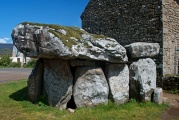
[0,0,89,43]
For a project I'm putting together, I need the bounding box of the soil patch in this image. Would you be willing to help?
[162,92,179,120]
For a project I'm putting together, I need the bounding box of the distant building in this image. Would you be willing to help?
[81,0,179,76]
[0,43,30,65]
[11,46,31,65]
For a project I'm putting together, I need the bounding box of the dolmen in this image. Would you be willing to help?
[11,22,163,109]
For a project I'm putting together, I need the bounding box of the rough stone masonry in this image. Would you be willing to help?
[81,0,179,76]
[12,22,162,109]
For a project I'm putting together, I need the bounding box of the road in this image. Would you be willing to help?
[0,68,32,83]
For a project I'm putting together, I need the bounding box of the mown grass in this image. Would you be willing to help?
[0,80,167,120]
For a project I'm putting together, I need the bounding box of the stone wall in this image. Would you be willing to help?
[81,0,163,46]
[81,0,164,76]
[81,0,179,76]
[162,0,179,75]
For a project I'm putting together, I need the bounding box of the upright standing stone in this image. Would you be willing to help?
[129,58,156,101]
[28,59,44,103]
[105,64,129,104]
[43,59,73,109]
[73,67,109,107]
[153,87,163,104]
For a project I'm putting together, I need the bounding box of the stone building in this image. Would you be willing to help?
[81,0,179,76]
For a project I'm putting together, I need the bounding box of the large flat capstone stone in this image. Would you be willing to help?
[12,22,128,63]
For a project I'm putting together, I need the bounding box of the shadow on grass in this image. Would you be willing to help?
[9,87,28,101]
[9,86,49,106]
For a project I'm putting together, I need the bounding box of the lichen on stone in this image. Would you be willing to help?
[49,30,77,47]
[21,22,107,47]
[13,22,129,63]
[21,22,86,47]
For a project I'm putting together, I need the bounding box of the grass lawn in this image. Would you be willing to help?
[0,80,167,120]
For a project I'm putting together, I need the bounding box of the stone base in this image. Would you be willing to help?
[73,67,109,108]
[43,59,73,109]
[129,58,156,102]
[153,87,163,104]
[105,64,129,104]
[28,59,44,103]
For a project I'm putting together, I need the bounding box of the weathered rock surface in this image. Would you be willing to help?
[43,59,73,109]
[70,59,96,67]
[153,87,163,104]
[73,67,109,107]
[11,22,128,63]
[28,59,44,103]
[105,64,129,104]
[67,108,75,113]
[125,42,160,58]
[129,58,156,101]
[11,18,161,109]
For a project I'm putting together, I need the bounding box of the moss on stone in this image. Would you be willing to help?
[21,22,70,31]
[90,34,106,38]
[21,22,86,47]
[20,22,107,47]
[84,42,92,48]
[49,30,77,47]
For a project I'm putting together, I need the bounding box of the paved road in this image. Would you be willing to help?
[0,68,32,83]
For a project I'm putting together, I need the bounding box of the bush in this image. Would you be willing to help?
[0,55,11,66]
[9,62,21,67]
[24,59,37,68]
[161,75,179,94]
[0,55,21,68]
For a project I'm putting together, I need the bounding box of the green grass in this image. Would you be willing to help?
[165,90,179,94]
[0,66,6,68]
[0,80,168,120]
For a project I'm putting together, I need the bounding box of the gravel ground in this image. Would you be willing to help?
[0,68,32,83]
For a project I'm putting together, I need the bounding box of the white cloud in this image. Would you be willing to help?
[4,38,10,40]
[0,38,10,43]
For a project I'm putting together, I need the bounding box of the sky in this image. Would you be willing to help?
[0,0,89,43]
